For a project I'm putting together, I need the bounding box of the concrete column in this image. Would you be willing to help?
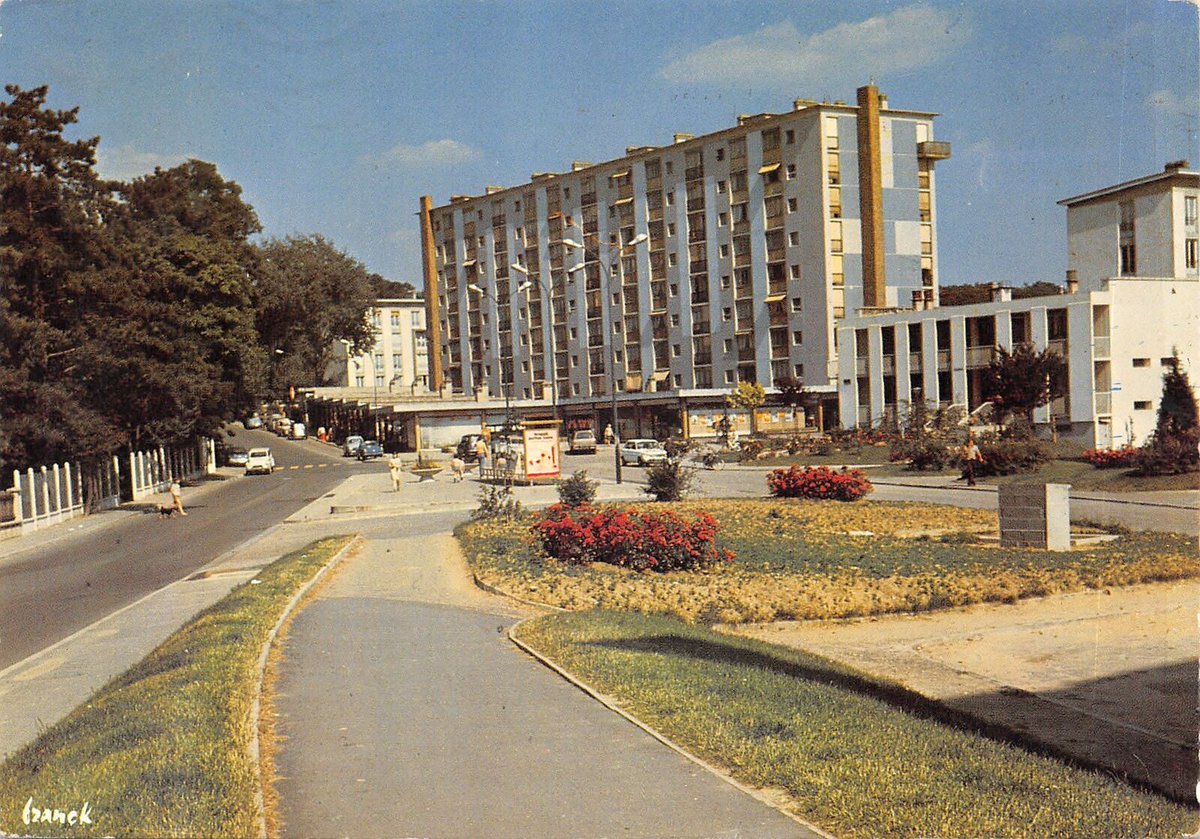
[867,325,885,425]
[949,315,967,408]
[922,321,940,405]
[895,322,912,410]
[1030,307,1050,423]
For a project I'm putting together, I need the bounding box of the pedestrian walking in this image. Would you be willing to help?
[169,478,188,516]
[603,424,614,445]
[961,434,984,487]
[474,437,490,477]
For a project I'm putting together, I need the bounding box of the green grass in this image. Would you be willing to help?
[516,610,1198,839]
[985,457,1200,492]
[0,535,355,838]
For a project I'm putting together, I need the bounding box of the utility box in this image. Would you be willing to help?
[998,483,1071,551]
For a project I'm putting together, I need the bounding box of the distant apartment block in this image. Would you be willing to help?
[327,297,429,395]
[419,84,950,433]
[839,163,1200,448]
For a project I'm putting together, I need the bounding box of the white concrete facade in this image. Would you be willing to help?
[327,298,429,395]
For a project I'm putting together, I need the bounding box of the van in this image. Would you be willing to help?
[290,422,307,440]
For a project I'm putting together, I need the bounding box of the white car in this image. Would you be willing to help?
[619,438,668,466]
[244,447,275,475]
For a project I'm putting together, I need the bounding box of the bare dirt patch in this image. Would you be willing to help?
[730,578,1198,803]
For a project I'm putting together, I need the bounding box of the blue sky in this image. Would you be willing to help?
[1,1,1196,289]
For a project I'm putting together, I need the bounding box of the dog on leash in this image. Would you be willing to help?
[157,505,177,519]
[449,457,466,482]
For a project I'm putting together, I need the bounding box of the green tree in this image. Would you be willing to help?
[254,234,377,394]
[76,160,266,446]
[0,84,117,469]
[726,381,767,435]
[984,343,1067,426]
[370,274,417,299]
[775,375,813,432]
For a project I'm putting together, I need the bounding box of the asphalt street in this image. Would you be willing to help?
[0,427,375,670]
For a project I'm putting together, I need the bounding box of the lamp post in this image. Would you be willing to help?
[509,262,558,424]
[469,280,532,429]
[565,225,648,484]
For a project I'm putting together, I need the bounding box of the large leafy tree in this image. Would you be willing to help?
[984,342,1067,426]
[76,161,267,446]
[0,84,118,468]
[254,234,376,393]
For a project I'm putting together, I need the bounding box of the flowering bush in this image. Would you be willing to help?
[1082,446,1139,469]
[531,504,734,572]
[767,465,874,501]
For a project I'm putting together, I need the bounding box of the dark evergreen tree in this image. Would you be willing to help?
[984,342,1067,426]
[1136,351,1199,475]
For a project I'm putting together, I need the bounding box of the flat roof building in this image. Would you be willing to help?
[419,84,950,438]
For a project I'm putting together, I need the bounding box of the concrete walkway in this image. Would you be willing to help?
[272,531,824,839]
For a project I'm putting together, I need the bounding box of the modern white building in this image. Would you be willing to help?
[326,297,429,395]
[838,163,1200,448]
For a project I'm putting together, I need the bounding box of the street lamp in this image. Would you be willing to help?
[470,279,531,429]
[565,226,649,484]
[510,262,558,423]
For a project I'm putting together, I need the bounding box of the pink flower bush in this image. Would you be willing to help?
[767,465,874,501]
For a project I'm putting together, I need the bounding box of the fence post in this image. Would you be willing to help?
[64,462,75,511]
[52,463,63,516]
[39,466,50,522]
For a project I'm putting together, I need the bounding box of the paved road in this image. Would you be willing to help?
[274,516,822,839]
[0,427,369,669]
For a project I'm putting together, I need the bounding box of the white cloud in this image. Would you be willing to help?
[95,143,190,181]
[660,4,973,88]
[372,138,481,168]
[1147,89,1197,119]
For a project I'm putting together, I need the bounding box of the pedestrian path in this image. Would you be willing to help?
[271,532,825,839]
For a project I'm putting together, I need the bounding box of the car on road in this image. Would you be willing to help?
[357,440,385,461]
[342,435,364,457]
[244,447,275,475]
[290,422,307,440]
[619,438,668,467]
[225,447,249,467]
[243,415,263,429]
[568,430,597,454]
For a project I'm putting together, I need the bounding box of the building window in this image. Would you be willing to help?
[674,374,682,388]
[792,330,803,345]
[1187,238,1198,270]
[1132,358,1150,367]
[794,363,804,377]
[789,264,801,279]
[667,223,676,236]
[1119,243,1136,275]
[787,197,797,213]
[672,344,680,357]
[718,212,728,227]
[670,314,680,327]
[666,192,674,206]
[722,308,732,321]
[1134,400,1152,410]
[788,231,800,247]
[668,252,677,267]
[723,338,733,352]
[725,370,735,384]
[719,243,729,258]
[791,296,802,311]
[716,147,725,162]
[411,311,422,326]
[1186,195,1198,226]
[721,274,731,289]
[785,129,795,144]
[717,180,727,193]
[786,164,797,180]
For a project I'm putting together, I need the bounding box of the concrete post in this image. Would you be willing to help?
[999,483,1071,551]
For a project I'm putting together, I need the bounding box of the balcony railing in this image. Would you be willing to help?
[855,357,868,376]
[936,349,950,369]
[881,354,895,375]
[857,405,871,426]
[1094,391,1112,415]
[1093,336,1110,358]
[965,345,995,368]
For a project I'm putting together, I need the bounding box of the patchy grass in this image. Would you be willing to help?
[986,458,1199,492]
[459,500,1198,624]
[516,611,1196,839]
[0,536,355,838]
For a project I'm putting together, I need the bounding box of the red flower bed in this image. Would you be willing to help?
[531,504,734,572]
[1082,447,1138,469]
[767,465,874,501]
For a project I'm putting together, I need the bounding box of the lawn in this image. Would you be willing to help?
[515,610,1197,839]
[0,536,355,838]
[459,499,1197,623]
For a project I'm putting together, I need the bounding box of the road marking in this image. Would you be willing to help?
[12,656,65,682]
[304,464,313,469]
[288,466,299,470]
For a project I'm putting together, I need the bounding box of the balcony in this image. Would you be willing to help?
[965,345,995,368]
[1048,339,1067,357]
[1095,391,1112,415]
[881,354,895,375]
[1093,336,1110,358]
[855,357,868,376]
[857,405,871,426]
[937,349,950,369]
[917,140,952,160]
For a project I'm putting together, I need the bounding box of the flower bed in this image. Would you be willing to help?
[1083,446,1139,469]
[767,465,873,501]
[532,503,733,572]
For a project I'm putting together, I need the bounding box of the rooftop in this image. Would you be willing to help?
[1057,161,1199,207]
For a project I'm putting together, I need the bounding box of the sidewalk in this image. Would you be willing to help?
[272,530,824,838]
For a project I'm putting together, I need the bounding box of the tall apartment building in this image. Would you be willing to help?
[326,297,429,395]
[420,84,950,431]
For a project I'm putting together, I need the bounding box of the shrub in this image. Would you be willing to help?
[889,438,954,471]
[663,437,695,461]
[644,460,695,502]
[974,437,1052,475]
[1082,447,1139,469]
[472,484,523,521]
[531,504,734,572]
[557,470,597,507]
[767,465,874,501]
[737,438,765,463]
[1135,427,1200,476]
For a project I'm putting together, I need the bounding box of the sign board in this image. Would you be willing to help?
[523,427,561,481]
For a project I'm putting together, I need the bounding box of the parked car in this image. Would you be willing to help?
[244,447,275,475]
[242,415,263,429]
[568,430,597,454]
[290,422,307,440]
[619,438,668,466]
[342,435,364,457]
[456,433,484,463]
[357,440,385,461]
[273,417,292,436]
[225,447,249,467]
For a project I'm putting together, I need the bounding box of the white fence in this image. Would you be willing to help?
[1,439,216,538]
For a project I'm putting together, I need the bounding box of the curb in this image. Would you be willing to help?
[505,616,836,839]
[250,535,364,839]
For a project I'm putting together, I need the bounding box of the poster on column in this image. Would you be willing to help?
[523,427,561,481]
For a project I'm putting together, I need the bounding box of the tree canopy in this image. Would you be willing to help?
[983,343,1067,425]
[939,281,1065,307]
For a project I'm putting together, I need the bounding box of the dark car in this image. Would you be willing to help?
[456,433,484,463]
[357,440,385,461]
